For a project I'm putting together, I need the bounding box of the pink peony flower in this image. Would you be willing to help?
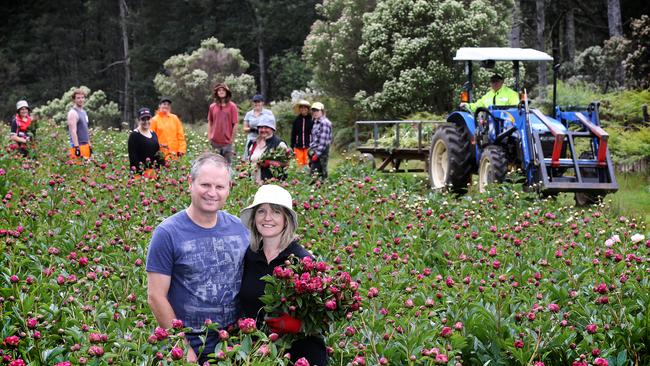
[593,358,608,366]
[586,324,598,334]
[9,360,26,366]
[171,319,184,329]
[154,327,169,340]
[325,299,337,310]
[170,347,184,360]
[514,339,524,348]
[440,326,453,338]
[295,357,310,366]
[435,354,448,364]
[238,318,257,334]
[218,329,229,340]
[87,345,104,357]
[3,335,20,347]
[548,303,560,313]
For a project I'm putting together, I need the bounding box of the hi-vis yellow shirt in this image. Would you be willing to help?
[468,86,519,112]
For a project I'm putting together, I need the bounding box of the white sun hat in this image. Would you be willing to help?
[240,185,297,229]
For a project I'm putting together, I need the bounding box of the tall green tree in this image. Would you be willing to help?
[303,0,380,100]
[153,37,255,122]
[356,0,511,117]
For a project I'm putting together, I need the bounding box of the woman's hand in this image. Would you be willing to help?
[265,313,301,334]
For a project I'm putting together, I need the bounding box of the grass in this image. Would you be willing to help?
[607,172,650,223]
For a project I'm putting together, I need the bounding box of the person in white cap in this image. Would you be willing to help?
[308,102,332,180]
[9,100,34,157]
[239,185,328,366]
[146,152,250,364]
[248,117,290,184]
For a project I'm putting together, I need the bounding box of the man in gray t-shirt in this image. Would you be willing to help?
[67,88,92,160]
[146,153,249,363]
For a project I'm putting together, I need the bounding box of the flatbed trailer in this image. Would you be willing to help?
[354,120,444,172]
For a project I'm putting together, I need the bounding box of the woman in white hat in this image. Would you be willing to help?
[239,185,328,365]
[9,100,33,157]
[248,117,290,184]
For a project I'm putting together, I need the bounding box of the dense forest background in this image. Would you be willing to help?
[0,0,648,127]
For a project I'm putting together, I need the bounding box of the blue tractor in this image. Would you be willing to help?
[428,47,618,204]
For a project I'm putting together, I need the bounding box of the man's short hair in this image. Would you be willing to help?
[190,152,233,181]
[72,89,86,99]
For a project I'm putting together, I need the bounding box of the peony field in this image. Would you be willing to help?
[1,121,648,366]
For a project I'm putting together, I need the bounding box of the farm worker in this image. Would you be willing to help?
[67,89,92,161]
[127,107,165,179]
[308,102,333,180]
[9,100,34,157]
[247,117,290,184]
[208,83,239,164]
[243,93,275,160]
[290,100,313,166]
[460,73,520,112]
[146,153,249,364]
[239,185,329,366]
[150,97,187,160]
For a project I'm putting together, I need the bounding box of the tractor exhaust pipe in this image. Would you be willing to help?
[552,63,560,116]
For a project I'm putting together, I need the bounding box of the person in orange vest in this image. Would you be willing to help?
[67,89,92,161]
[150,97,187,160]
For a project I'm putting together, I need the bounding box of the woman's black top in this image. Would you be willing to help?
[290,115,313,148]
[127,129,164,173]
[239,240,328,366]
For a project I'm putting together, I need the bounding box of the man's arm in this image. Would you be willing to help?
[147,272,198,363]
[67,109,79,146]
[147,272,175,328]
[231,104,239,141]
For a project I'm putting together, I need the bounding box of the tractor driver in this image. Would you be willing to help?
[459,73,519,113]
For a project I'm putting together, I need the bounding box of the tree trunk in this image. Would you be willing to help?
[258,40,268,101]
[606,0,623,37]
[564,7,576,62]
[536,0,547,92]
[119,0,132,130]
[606,0,624,86]
[509,0,522,47]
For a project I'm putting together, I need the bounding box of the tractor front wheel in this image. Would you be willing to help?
[428,124,472,193]
[478,145,508,193]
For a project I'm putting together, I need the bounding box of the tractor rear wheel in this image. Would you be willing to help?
[478,145,508,193]
[428,124,472,193]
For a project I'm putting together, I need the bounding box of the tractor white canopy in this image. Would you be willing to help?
[454,47,553,61]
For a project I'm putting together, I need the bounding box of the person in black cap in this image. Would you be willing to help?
[243,94,275,160]
[128,107,165,179]
[459,73,519,112]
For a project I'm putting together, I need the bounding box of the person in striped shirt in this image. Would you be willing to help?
[307,102,332,180]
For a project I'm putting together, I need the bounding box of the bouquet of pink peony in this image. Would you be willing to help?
[258,146,293,177]
[260,255,362,338]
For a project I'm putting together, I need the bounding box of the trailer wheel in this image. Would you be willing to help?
[428,124,472,193]
[478,145,508,193]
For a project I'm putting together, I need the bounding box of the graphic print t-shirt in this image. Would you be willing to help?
[146,210,250,331]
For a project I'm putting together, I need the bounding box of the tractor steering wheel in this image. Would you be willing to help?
[473,107,495,147]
